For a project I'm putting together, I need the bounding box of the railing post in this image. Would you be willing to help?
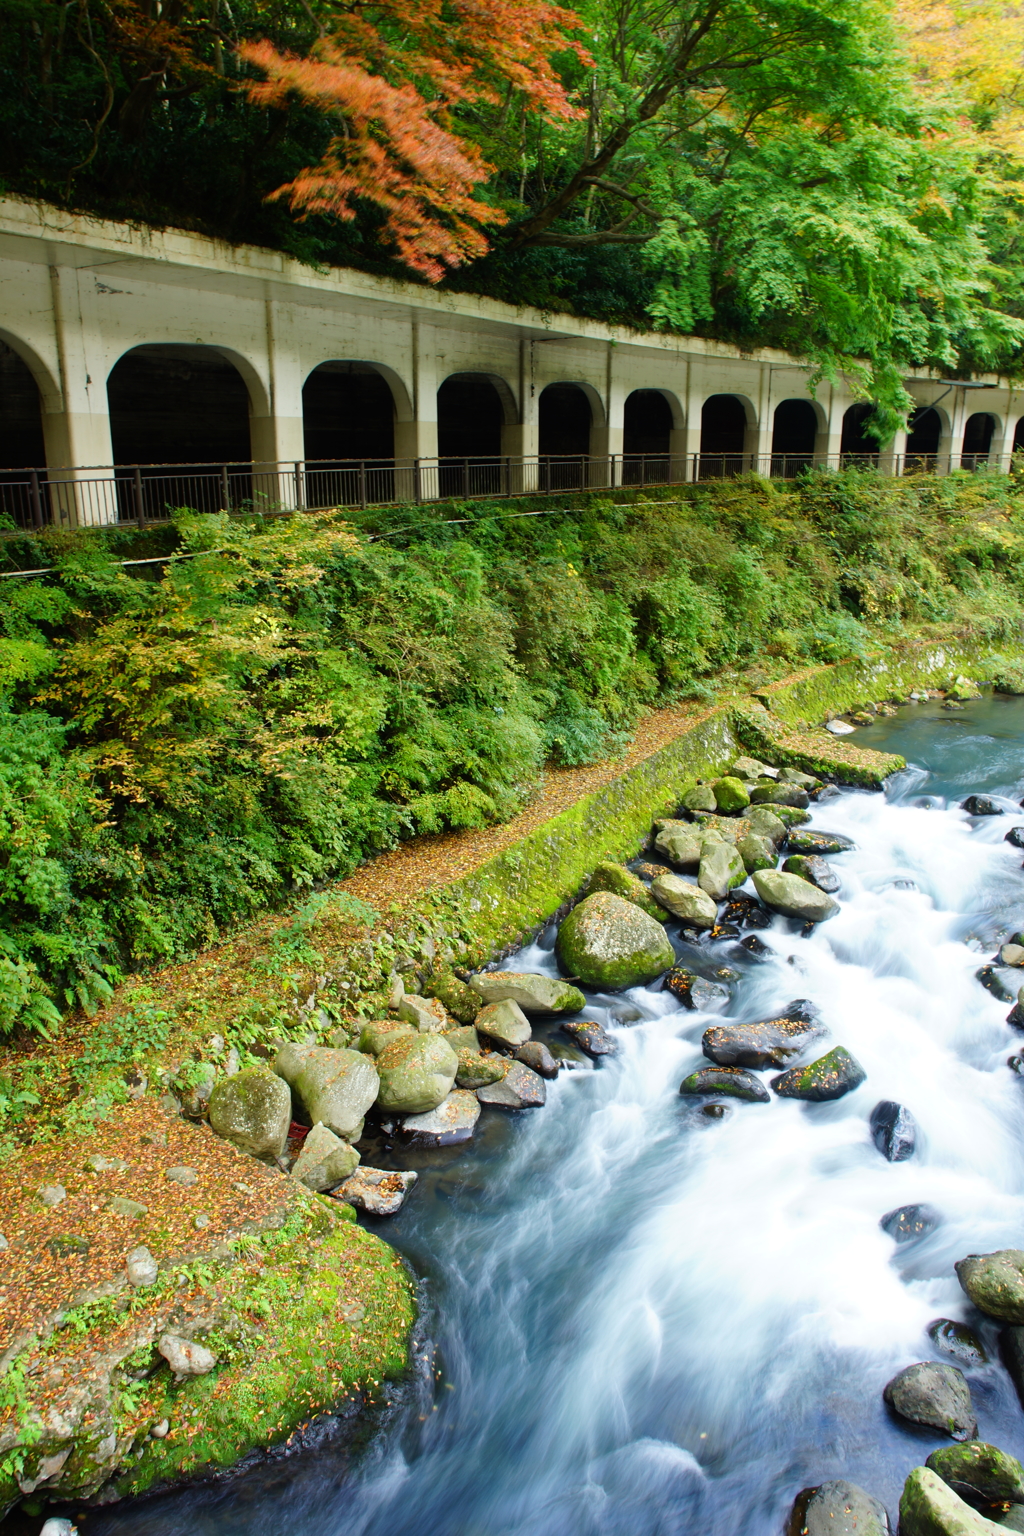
[414,459,422,504]
[359,460,367,509]
[221,465,230,510]
[29,468,44,530]
[133,467,145,529]
[294,461,303,511]
[463,458,469,499]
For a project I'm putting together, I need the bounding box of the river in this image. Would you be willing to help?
[89,693,1024,1536]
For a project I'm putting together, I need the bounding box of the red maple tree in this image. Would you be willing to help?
[240,0,588,280]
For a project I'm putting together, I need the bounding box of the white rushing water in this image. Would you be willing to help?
[90,703,1024,1536]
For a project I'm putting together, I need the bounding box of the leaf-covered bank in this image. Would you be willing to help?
[2,468,1024,1042]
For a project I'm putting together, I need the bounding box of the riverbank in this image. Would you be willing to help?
[1,622,1019,1523]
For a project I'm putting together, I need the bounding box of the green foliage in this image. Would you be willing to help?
[0,473,1021,1038]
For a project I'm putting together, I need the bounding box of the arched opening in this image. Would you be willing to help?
[905,405,941,469]
[1014,416,1024,457]
[700,395,748,478]
[540,384,593,488]
[0,338,47,528]
[303,361,396,506]
[624,390,673,484]
[840,404,878,463]
[962,412,995,468]
[771,400,817,476]
[107,345,252,517]
[437,373,507,497]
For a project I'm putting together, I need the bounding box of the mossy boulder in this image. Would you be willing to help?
[679,1066,770,1102]
[556,891,675,989]
[746,805,788,844]
[588,860,667,920]
[475,999,532,1047]
[654,823,703,868]
[455,1049,508,1089]
[796,1480,891,1536]
[208,1071,292,1159]
[650,873,718,928]
[752,869,839,922]
[783,853,840,892]
[376,1033,458,1114]
[926,1442,1024,1507]
[421,962,481,1024]
[682,783,718,813]
[357,1020,415,1055]
[293,1049,380,1141]
[771,1046,866,1101]
[713,775,750,812]
[750,782,810,809]
[899,1467,1006,1535]
[698,842,747,900]
[291,1122,360,1191]
[955,1250,1024,1323]
[765,803,812,827]
[737,831,777,873]
[884,1362,977,1441]
[468,972,585,1013]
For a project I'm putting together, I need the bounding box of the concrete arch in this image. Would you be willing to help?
[962,411,999,461]
[106,344,254,466]
[440,370,517,426]
[0,327,62,413]
[303,361,396,464]
[541,379,607,429]
[702,391,758,427]
[627,386,684,432]
[303,358,413,425]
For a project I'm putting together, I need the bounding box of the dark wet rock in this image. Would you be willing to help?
[752,869,839,923]
[1005,827,1024,850]
[786,1000,823,1023]
[785,829,857,856]
[926,1442,1024,1508]
[709,922,741,941]
[740,933,773,959]
[557,891,676,989]
[476,1060,547,1109]
[929,1319,989,1369]
[700,1102,729,1119]
[678,1066,770,1102]
[1008,999,1024,1030]
[515,1040,560,1078]
[815,785,843,804]
[1000,1327,1024,1405]
[883,1361,977,1440]
[1009,1053,1024,1073]
[870,1100,918,1161]
[956,1250,1024,1323]
[977,966,1016,1002]
[664,967,731,1011]
[721,894,764,924]
[788,1480,892,1536]
[701,1012,827,1069]
[880,1204,940,1244]
[750,783,811,809]
[783,854,841,893]
[771,1046,866,1101]
[962,795,1004,816]
[561,1020,618,1058]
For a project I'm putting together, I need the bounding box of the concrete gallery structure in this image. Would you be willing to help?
[0,195,1022,526]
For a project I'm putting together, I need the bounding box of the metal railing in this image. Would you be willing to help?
[0,449,1007,531]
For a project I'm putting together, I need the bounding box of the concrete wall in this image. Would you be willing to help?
[0,195,1021,515]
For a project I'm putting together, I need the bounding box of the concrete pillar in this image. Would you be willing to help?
[683,365,703,480]
[251,300,305,509]
[392,322,438,500]
[990,411,1016,473]
[589,346,620,487]
[505,339,539,491]
[749,364,772,473]
[48,264,116,524]
[821,387,849,466]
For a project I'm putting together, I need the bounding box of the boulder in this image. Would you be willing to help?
[403,1090,480,1144]
[335,1167,417,1216]
[475,999,532,1048]
[884,1362,977,1440]
[880,1204,940,1244]
[778,767,820,788]
[208,1070,292,1160]
[746,805,788,844]
[928,1320,988,1368]
[899,1467,1007,1535]
[752,869,839,922]
[126,1246,158,1287]
[955,1250,1024,1323]
[665,967,731,1011]
[826,719,856,736]
[468,972,586,1014]
[926,1443,1024,1507]
[515,1040,560,1078]
[376,1034,458,1114]
[293,1048,380,1140]
[1005,827,1024,850]
[1001,1326,1024,1405]
[397,994,449,1032]
[737,832,777,873]
[290,1122,360,1191]
[750,783,810,809]
[455,1049,507,1089]
[785,829,856,856]
[766,804,812,828]
[273,1039,319,1086]
[654,824,704,868]
[701,1012,826,1069]
[682,783,718,813]
[1001,943,1024,968]
[420,962,481,1024]
[713,775,751,812]
[962,795,1004,816]
[977,966,1015,1002]
[783,854,840,893]
[679,1065,771,1102]
[561,1020,618,1057]
[556,891,675,989]
[588,859,667,920]
[698,842,747,900]
[444,1025,479,1052]
[771,1046,866,1101]
[158,1334,216,1380]
[651,874,718,928]
[795,1480,891,1536]
[870,1100,918,1161]
[165,1166,197,1186]
[732,755,777,780]
[476,1060,546,1109]
[358,1020,415,1055]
